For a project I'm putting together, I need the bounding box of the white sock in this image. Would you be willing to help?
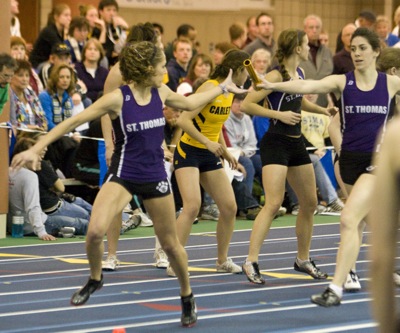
[328,283,343,298]
[296,257,309,265]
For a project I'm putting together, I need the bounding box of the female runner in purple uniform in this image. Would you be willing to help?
[11,41,245,327]
[240,29,334,285]
[255,28,400,307]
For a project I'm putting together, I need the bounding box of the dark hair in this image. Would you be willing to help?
[210,49,249,80]
[256,12,273,26]
[233,93,247,101]
[119,41,164,84]
[359,10,376,23]
[214,42,237,54]
[177,24,195,38]
[229,22,246,41]
[186,53,214,82]
[152,22,164,35]
[14,59,31,74]
[13,137,36,157]
[127,22,157,44]
[0,53,17,72]
[47,63,77,95]
[275,29,306,81]
[351,27,380,52]
[68,16,90,36]
[81,38,105,64]
[47,3,70,26]
[376,47,400,72]
[98,0,118,11]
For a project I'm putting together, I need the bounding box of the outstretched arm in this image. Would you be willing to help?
[257,74,345,96]
[11,91,122,170]
[162,69,247,111]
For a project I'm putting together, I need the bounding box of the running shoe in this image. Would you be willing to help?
[154,247,169,269]
[323,199,344,216]
[138,212,153,227]
[294,258,328,279]
[343,270,361,292]
[70,275,104,306]
[311,287,341,307]
[216,258,242,273]
[275,206,287,217]
[102,255,120,271]
[201,204,219,221]
[242,261,265,284]
[181,293,197,327]
[120,215,141,233]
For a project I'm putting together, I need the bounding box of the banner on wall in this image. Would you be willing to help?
[117,0,272,11]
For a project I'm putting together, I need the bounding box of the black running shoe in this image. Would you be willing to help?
[181,293,197,327]
[311,287,341,307]
[70,275,104,306]
[294,258,328,279]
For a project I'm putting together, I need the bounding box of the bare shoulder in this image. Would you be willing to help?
[265,69,282,83]
[104,62,124,94]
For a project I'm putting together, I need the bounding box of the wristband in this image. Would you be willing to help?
[218,83,228,94]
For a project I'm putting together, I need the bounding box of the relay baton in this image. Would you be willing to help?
[243,59,261,89]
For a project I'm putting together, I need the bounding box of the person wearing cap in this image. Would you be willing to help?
[39,43,92,110]
[39,43,72,89]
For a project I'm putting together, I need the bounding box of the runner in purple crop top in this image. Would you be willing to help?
[256,28,400,307]
[241,29,335,286]
[11,41,246,327]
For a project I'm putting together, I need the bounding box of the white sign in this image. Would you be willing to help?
[117,0,272,11]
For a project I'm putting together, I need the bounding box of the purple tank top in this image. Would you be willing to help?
[341,71,393,153]
[267,67,304,137]
[110,85,167,182]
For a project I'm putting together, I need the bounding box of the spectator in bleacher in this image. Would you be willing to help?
[212,41,237,66]
[29,3,71,70]
[10,36,44,95]
[98,0,128,67]
[356,10,376,29]
[299,14,333,107]
[8,137,88,239]
[243,12,276,57]
[79,4,106,44]
[39,43,91,109]
[244,15,258,47]
[225,93,262,194]
[164,24,197,63]
[0,53,17,114]
[152,22,164,50]
[9,59,47,131]
[64,16,90,64]
[166,38,193,92]
[333,23,356,75]
[176,53,213,96]
[39,63,78,130]
[375,15,399,47]
[229,22,247,49]
[75,39,109,103]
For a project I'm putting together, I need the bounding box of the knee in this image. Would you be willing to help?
[218,200,237,219]
[86,228,104,244]
[340,209,358,231]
